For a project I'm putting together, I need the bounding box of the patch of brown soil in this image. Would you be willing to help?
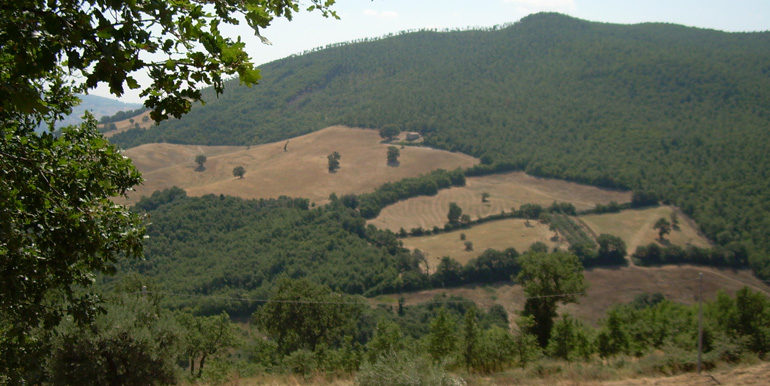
[383,265,770,326]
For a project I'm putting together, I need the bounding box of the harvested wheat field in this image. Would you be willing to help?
[379,265,770,326]
[402,219,562,272]
[101,110,153,137]
[119,126,477,204]
[579,206,711,255]
[368,172,631,232]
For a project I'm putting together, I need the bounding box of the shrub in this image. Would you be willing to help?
[356,352,465,386]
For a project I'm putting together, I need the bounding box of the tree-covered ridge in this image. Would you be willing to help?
[110,13,770,279]
[109,189,428,316]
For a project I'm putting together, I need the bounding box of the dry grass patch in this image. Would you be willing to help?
[101,110,153,137]
[386,265,770,326]
[402,219,561,272]
[120,126,477,204]
[579,206,711,254]
[368,172,631,232]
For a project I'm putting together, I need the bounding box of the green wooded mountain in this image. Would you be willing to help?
[111,13,770,279]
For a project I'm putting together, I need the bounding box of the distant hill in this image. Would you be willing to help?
[109,13,770,280]
[40,94,142,131]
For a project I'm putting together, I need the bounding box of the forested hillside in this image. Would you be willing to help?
[106,188,427,316]
[110,13,770,280]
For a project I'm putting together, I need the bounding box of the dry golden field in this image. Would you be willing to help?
[580,205,711,255]
[401,219,562,272]
[101,110,154,137]
[367,172,631,232]
[397,205,706,271]
[120,126,477,204]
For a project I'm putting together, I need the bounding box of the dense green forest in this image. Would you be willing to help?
[109,13,770,280]
[104,188,431,316]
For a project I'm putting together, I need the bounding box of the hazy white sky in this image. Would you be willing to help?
[93,0,770,103]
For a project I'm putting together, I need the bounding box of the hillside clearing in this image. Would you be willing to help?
[580,205,711,254]
[101,110,153,137]
[368,172,631,232]
[402,219,561,272]
[378,265,770,326]
[120,126,477,204]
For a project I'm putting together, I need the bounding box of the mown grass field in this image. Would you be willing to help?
[367,172,631,232]
[401,219,561,272]
[119,126,478,204]
[580,205,711,255]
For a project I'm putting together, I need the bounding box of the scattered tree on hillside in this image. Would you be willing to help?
[252,278,364,354]
[366,320,405,363]
[481,192,490,203]
[670,212,680,230]
[233,166,245,179]
[177,312,237,378]
[447,202,462,225]
[195,154,207,171]
[512,316,541,367]
[461,307,480,371]
[596,234,627,265]
[517,252,586,347]
[427,308,457,362]
[387,146,400,166]
[327,151,341,172]
[464,241,474,251]
[379,125,400,142]
[653,217,672,241]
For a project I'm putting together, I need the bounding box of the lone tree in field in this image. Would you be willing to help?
[481,192,490,203]
[387,146,400,166]
[232,166,245,179]
[653,217,672,241]
[517,252,586,348]
[447,202,463,225]
[379,125,400,142]
[327,151,341,173]
[194,154,207,171]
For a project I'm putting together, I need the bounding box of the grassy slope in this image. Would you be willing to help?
[402,219,560,272]
[121,126,477,204]
[368,171,631,232]
[580,205,711,254]
[378,265,770,326]
[396,205,709,269]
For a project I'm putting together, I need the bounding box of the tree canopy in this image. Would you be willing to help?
[1,0,338,382]
[1,0,338,122]
[517,252,587,347]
